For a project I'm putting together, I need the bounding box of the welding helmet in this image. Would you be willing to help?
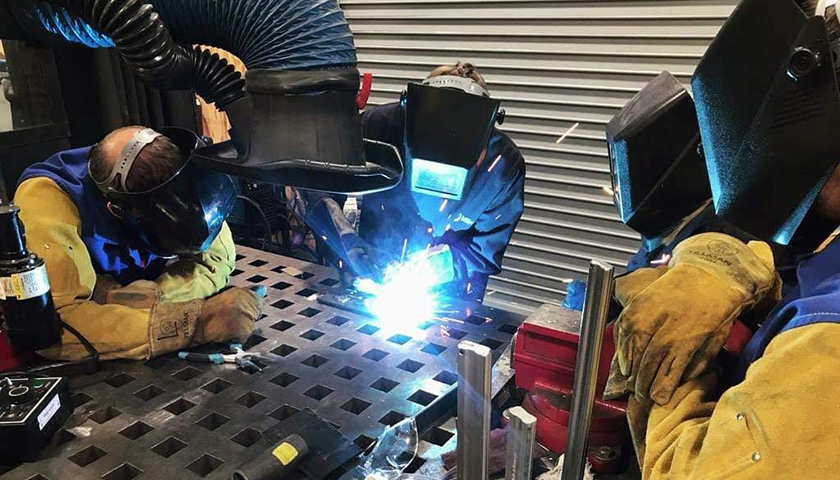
[402,75,503,200]
[91,127,236,257]
[692,0,840,245]
[607,71,712,251]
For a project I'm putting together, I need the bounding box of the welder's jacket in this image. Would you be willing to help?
[639,235,840,479]
[12,147,235,360]
[350,103,525,300]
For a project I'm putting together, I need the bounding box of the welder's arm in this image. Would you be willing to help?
[441,167,525,291]
[154,222,236,303]
[14,178,201,361]
[639,323,840,480]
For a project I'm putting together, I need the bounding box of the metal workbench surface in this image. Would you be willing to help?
[2,246,525,480]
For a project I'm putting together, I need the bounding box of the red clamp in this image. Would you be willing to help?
[357,72,373,109]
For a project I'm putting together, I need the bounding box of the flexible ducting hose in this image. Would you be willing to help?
[6,0,357,107]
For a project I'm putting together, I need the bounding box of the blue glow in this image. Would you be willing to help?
[354,246,454,334]
[410,159,468,200]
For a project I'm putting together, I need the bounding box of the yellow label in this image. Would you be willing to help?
[272,442,299,466]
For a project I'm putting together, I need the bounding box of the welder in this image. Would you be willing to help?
[13,126,263,361]
[608,0,840,478]
[288,63,526,302]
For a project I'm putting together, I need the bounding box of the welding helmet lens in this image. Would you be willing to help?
[404,80,501,200]
[692,0,840,244]
[92,127,236,256]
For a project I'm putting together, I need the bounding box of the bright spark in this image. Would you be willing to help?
[556,122,580,145]
[487,154,502,172]
[602,186,615,196]
[439,199,448,212]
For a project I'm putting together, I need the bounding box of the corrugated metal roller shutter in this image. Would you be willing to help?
[340,0,739,315]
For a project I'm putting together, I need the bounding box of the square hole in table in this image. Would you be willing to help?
[272,299,294,310]
[231,269,244,277]
[236,254,246,261]
[271,320,295,332]
[300,329,324,341]
[423,427,455,447]
[236,391,267,408]
[362,349,388,362]
[145,356,172,370]
[331,338,356,351]
[163,398,196,416]
[320,278,340,286]
[445,328,468,340]
[357,324,380,336]
[498,324,519,335]
[55,429,77,446]
[249,259,268,267]
[102,463,143,480]
[133,384,165,401]
[269,405,300,422]
[151,437,188,458]
[379,411,407,426]
[270,372,299,387]
[247,274,268,283]
[271,281,293,291]
[231,428,263,448]
[397,359,424,373]
[26,475,50,480]
[196,412,230,431]
[118,421,154,440]
[388,334,412,345]
[399,452,427,474]
[327,315,352,327]
[202,378,233,394]
[304,384,334,401]
[105,373,135,388]
[408,390,438,406]
[417,320,436,330]
[172,367,202,381]
[297,288,318,297]
[90,407,122,424]
[480,338,504,350]
[271,266,285,274]
[341,397,372,415]
[71,392,93,408]
[299,307,322,318]
[465,315,487,325]
[354,435,375,451]
[186,454,224,477]
[421,343,447,356]
[68,445,107,467]
[370,377,399,393]
[296,272,315,280]
[271,344,297,357]
[244,334,268,349]
[334,365,362,380]
[302,354,329,368]
[433,371,458,386]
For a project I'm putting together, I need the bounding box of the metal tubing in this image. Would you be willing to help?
[504,406,537,480]
[560,260,615,480]
[457,341,493,480]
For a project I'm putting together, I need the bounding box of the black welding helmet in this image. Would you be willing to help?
[607,71,712,251]
[403,76,502,200]
[692,0,840,245]
[91,127,236,257]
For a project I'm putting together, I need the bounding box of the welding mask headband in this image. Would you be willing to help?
[90,127,236,256]
[403,83,500,200]
[692,0,840,245]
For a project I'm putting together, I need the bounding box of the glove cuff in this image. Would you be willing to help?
[147,300,203,359]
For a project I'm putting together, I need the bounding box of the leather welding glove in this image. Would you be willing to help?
[193,286,264,345]
[94,278,161,309]
[615,233,775,405]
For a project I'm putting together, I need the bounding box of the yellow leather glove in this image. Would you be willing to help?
[615,233,775,405]
[193,286,264,345]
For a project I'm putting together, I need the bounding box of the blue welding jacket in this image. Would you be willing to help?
[309,103,526,301]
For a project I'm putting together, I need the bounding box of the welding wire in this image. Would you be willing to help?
[556,122,580,144]
[487,154,503,172]
[440,199,449,212]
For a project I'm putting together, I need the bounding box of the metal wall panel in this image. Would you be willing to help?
[341,0,739,314]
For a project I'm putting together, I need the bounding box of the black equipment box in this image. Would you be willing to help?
[0,376,71,462]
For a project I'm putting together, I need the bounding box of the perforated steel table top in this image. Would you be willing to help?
[3,246,524,480]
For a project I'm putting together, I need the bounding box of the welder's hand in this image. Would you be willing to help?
[403,244,456,288]
[615,233,775,405]
[193,286,264,345]
[342,234,394,282]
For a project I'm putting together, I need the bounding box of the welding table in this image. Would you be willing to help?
[2,246,525,480]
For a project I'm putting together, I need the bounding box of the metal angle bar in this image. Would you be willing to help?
[457,341,493,480]
[504,406,537,480]
[560,260,615,480]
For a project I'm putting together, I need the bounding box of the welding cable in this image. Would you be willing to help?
[237,195,272,251]
[5,319,100,377]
